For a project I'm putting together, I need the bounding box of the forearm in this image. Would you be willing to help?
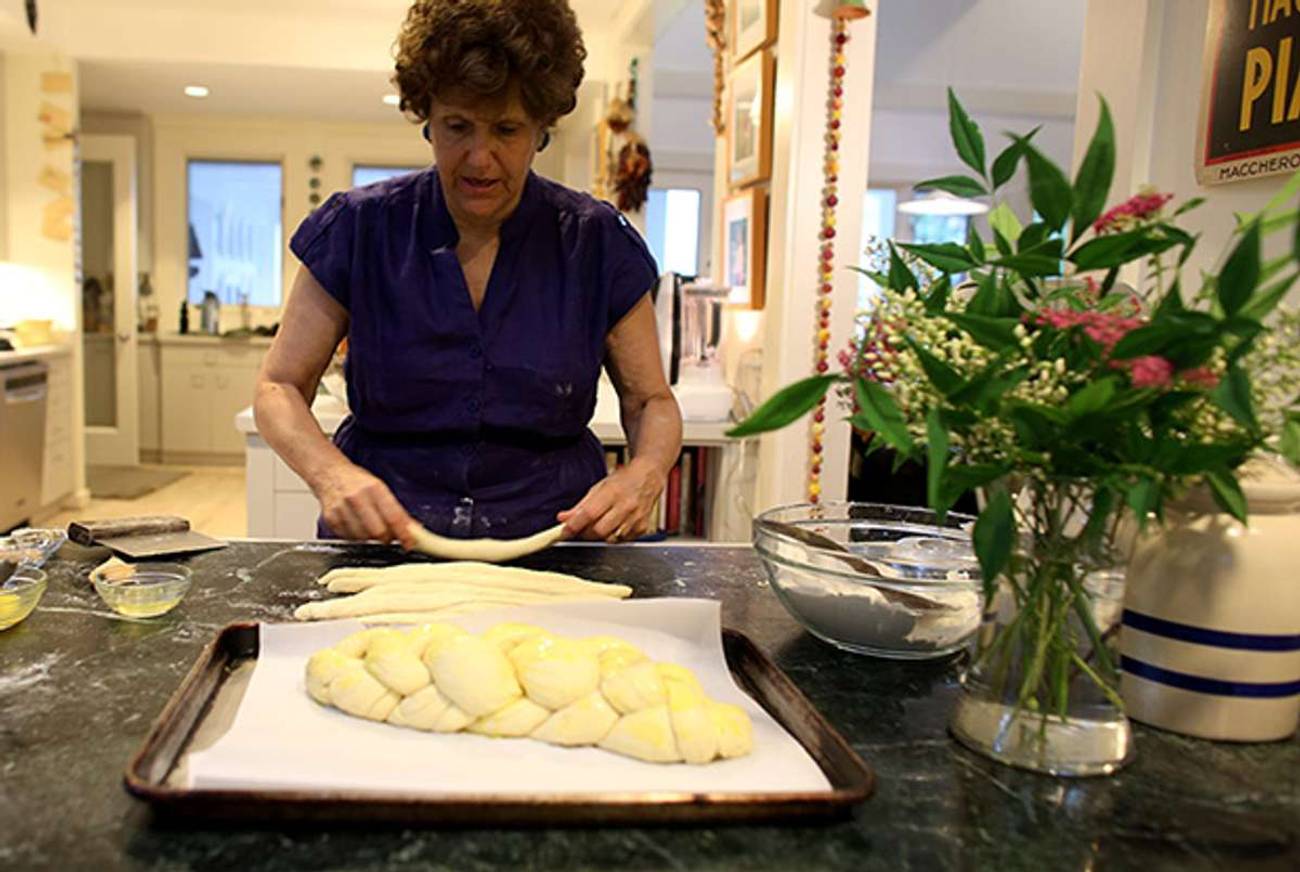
[621,391,683,484]
[253,381,352,494]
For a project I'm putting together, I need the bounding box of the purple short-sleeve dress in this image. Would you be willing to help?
[289,168,658,539]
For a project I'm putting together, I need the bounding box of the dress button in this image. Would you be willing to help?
[467,398,480,412]
[469,344,482,358]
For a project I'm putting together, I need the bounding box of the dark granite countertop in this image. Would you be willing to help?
[1,541,1295,871]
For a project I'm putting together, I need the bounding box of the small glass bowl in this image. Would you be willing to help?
[91,562,193,618]
[0,566,48,631]
[1,528,68,567]
[754,502,984,659]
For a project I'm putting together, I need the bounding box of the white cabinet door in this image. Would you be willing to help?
[137,341,161,452]
[161,366,213,453]
[41,354,75,505]
[211,366,259,454]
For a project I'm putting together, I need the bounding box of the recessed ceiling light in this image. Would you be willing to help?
[184,85,210,98]
[382,94,400,107]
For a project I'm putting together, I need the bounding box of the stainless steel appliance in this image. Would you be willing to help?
[0,361,48,532]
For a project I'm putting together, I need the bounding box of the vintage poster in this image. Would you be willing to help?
[1198,0,1300,184]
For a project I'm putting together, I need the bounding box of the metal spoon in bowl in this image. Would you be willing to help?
[762,520,960,612]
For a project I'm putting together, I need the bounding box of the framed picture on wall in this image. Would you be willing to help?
[722,186,767,309]
[731,0,777,62]
[727,48,775,188]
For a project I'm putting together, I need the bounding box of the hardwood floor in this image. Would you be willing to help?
[40,465,249,539]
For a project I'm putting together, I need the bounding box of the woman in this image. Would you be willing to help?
[254,0,682,547]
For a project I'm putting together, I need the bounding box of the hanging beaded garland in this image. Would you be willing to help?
[807,5,867,504]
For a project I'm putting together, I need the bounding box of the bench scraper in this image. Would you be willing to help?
[67,516,227,559]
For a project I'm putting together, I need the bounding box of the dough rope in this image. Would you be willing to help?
[305,623,754,765]
[406,522,566,563]
[296,563,632,622]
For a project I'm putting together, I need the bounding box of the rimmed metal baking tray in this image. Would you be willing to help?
[125,622,874,825]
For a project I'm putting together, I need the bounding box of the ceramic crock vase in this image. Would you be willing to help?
[1122,458,1300,741]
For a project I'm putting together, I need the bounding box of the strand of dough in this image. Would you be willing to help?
[305,622,754,764]
[296,585,627,621]
[406,521,566,562]
[318,561,630,598]
[299,560,631,623]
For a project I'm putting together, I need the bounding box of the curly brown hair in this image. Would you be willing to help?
[393,0,587,127]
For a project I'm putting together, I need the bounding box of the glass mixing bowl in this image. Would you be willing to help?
[91,562,193,618]
[0,566,48,631]
[753,502,983,659]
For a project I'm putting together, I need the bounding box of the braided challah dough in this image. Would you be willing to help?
[305,622,754,765]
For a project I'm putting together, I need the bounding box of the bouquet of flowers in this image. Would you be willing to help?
[729,90,1300,767]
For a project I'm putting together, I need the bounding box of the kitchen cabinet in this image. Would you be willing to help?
[138,338,161,458]
[153,335,270,462]
[40,349,74,507]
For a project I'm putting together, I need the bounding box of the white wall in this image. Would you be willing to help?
[150,114,430,330]
[1076,0,1294,292]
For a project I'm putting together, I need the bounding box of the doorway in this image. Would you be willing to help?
[79,134,140,466]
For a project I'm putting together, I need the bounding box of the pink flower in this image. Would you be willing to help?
[1180,366,1220,390]
[1035,309,1144,354]
[1093,189,1174,235]
[1127,355,1175,388]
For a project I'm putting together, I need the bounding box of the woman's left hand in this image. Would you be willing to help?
[558,458,666,543]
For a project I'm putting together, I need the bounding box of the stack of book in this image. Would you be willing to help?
[602,446,712,541]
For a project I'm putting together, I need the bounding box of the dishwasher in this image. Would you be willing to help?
[0,361,48,532]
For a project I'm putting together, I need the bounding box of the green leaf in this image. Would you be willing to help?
[987,202,1023,243]
[847,265,891,288]
[1212,366,1258,431]
[1258,168,1300,218]
[1280,414,1300,465]
[925,409,949,513]
[945,312,1020,351]
[1069,230,1179,270]
[898,242,978,273]
[1206,469,1248,523]
[849,379,914,454]
[1243,272,1300,322]
[973,489,1014,589]
[924,274,952,314]
[915,175,988,198]
[1111,312,1219,360]
[1070,98,1116,243]
[940,464,1011,510]
[907,336,966,397]
[951,363,1030,411]
[1126,477,1159,524]
[990,128,1039,190]
[1174,196,1206,217]
[1024,145,1074,231]
[1081,486,1117,553]
[966,271,1022,318]
[947,88,987,180]
[1154,280,1186,318]
[992,252,1062,277]
[726,375,836,437]
[991,227,1013,257]
[1006,402,1066,448]
[1152,442,1251,475]
[888,242,918,291]
[1217,221,1261,316]
[967,223,986,264]
[1019,221,1050,251]
[1065,378,1118,420]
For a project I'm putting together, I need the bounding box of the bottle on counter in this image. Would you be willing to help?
[201,291,221,335]
[179,299,189,334]
[137,272,158,333]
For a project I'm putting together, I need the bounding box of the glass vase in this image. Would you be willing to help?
[949,479,1135,776]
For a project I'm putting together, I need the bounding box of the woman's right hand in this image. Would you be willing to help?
[314,462,415,547]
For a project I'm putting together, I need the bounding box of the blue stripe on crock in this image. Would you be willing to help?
[1122,609,1300,652]
[1121,656,1300,698]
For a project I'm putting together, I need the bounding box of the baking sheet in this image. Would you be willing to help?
[185,598,831,796]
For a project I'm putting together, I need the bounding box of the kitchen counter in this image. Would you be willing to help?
[0,342,72,364]
[140,332,275,347]
[2,542,1296,871]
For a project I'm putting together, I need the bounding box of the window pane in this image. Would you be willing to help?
[909,213,969,245]
[187,160,283,307]
[645,188,702,276]
[353,165,418,187]
[857,188,897,310]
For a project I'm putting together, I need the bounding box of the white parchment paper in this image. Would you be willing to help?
[185,598,831,796]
